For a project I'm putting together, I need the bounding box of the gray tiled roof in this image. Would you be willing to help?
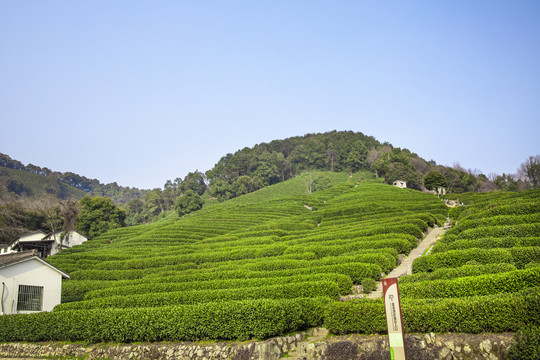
[0,250,39,267]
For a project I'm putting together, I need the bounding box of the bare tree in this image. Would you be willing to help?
[488,172,499,182]
[453,161,465,172]
[0,202,28,244]
[32,197,62,241]
[366,146,391,174]
[60,199,79,233]
[326,149,338,172]
[519,155,540,188]
[410,157,429,174]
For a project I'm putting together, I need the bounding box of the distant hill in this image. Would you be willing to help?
[0,166,87,202]
[0,152,146,205]
[205,130,495,201]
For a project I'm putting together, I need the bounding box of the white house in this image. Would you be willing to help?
[0,231,47,256]
[3,230,88,259]
[393,180,407,188]
[0,250,69,315]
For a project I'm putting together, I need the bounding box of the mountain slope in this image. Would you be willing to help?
[0,152,146,205]
[20,175,448,342]
[0,166,87,202]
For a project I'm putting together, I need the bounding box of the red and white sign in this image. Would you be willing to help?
[382,277,407,360]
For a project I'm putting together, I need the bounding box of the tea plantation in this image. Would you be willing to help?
[1,173,538,343]
[326,188,540,335]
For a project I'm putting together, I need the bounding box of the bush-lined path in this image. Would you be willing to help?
[366,223,447,299]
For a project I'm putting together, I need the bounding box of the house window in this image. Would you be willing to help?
[17,285,43,311]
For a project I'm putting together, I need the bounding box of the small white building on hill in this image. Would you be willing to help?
[0,250,70,315]
[1,230,88,259]
[393,180,407,188]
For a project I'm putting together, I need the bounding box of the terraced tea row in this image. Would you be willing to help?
[324,188,540,336]
[2,176,451,342]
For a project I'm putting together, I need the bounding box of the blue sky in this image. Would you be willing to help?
[1,1,539,189]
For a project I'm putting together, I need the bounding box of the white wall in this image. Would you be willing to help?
[63,231,87,248]
[0,259,63,315]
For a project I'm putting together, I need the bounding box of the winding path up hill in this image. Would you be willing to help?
[366,223,448,299]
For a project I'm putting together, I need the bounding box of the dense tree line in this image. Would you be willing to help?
[123,171,207,225]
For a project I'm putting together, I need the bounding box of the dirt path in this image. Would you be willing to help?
[365,223,447,299]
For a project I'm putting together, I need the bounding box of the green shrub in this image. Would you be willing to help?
[85,273,354,300]
[325,287,540,335]
[511,247,540,269]
[508,326,540,360]
[457,214,540,231]
[0,297,332,343]
[361,278,377,294]
[56,281,340,311]
[325,299,386,334]
[400,268,540,299]
[459,224,540,240]
[434,237,540,252]
[399,263,517,284]
[412,248,514,273]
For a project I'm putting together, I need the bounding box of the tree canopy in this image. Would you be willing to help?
[519,155,540,188]
[424,171,448,190]
[76,196,126,238]
[174,190,204,217]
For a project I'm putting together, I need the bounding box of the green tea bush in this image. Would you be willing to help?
[511,247,540,269]
[400,268,540,298]
[456,214,540,231]
[144,261,380,286]
[399,263,517,284]
[433,237,540,252]
[361,278,377,294]
[412,248,514,273]
[69,263,198,281]
[459,224,540,240]
[0,297,332,343]
[461,202,540,221]
[62,280,133,297]
[508,325,540,360]
[325,287,540,335]
[325,299,386,334]
[55,281,340,311]
[85,273,353,299]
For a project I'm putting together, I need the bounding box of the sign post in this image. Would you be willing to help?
[382,277,407,360]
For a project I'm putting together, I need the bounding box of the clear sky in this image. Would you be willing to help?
[1,1,539,189]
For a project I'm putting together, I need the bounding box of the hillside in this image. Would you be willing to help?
[0,166,87,202]
[0,152,146,205]
[1,173,448,341]
[1,173,539,345]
